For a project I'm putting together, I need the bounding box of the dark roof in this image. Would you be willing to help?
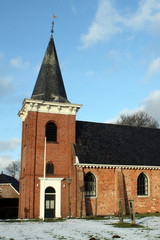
[0,174,19,192]
[75,120,160,166]
[31,36,69,103]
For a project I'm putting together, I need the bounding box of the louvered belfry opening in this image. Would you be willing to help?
[46,122,57,142]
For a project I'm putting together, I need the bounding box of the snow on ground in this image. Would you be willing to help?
[0,216,160,240]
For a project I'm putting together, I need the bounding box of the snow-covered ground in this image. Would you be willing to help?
[0,216,160,240]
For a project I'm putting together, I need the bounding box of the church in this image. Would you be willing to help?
[18,27,160,219]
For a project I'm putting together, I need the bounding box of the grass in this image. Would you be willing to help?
[83,212,160,221]
[1,213,160,223]
[135,212,160,218]
[2,218,66,223]
[113,222,144,228]
[43,218,66,222]
[84,216,111,221]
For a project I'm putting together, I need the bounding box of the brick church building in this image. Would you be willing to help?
[18,30,160,219]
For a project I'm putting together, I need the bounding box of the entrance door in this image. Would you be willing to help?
[45,187,56,218]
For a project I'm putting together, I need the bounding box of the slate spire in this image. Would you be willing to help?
[31,36,69,103]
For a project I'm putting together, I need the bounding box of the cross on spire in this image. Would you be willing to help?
[51,21,54,36]
[51,15,57,37]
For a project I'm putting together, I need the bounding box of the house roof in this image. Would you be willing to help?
[31,36,69,103]
[75,120,160,166]
[0,174,19,192]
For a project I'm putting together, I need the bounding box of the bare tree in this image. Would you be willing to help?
[5,160,20,179]
[116,111,159,128]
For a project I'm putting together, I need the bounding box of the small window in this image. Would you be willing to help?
[84,172,96,197]
[46,162,54,174]
[46,122,57,142]
[137,172,148,196]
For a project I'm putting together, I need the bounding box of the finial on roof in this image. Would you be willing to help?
[51,14,57,37]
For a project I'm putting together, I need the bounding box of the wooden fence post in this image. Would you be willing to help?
[129,200,136,224]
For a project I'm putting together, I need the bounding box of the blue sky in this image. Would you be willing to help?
[0,0,160,172]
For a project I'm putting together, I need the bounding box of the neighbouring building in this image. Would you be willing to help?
[0,173,19,219]
[18,29,160,219]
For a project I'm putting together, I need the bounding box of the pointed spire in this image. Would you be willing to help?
[31,35,69,103]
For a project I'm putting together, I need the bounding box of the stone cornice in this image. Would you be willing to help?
[38,177,64,181]
[18,98,82,121]
[75,163,160,170]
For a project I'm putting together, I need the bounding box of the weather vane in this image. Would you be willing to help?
[51,14,57,37]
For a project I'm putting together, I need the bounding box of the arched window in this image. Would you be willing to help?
[45,187,55,194]
[46,122,57,142]
[46,162,54,174]
[84,172,96,197]
[137,172,148,196]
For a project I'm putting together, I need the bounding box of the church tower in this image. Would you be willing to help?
[18,29,81,219]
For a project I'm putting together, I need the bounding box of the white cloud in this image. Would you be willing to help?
[107,90,160,124]
[106,107,143,124]
[0,76,13,96]
[0,154,18,172]
[0,138,21,173]
[145,57,160,80]
[80,0,122,48]
[126,0,158,30]
[0,138,21,152]
[10,56,29,69]
[142,90,160,121]
[80,0,160,48]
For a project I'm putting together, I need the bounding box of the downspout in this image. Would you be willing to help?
[81,167,85,217]
[43,137,47,220]
[75,163,78,217]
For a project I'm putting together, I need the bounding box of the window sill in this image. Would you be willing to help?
[46,141,58,144]
[85,196,97,199]
[137,195,149,198]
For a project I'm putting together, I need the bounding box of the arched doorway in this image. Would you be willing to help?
[45,187,56,218]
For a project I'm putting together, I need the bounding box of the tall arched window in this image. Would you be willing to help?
[137,172,148,196]
[84,172,96,197]
[46,122,57,142]
[46,162,54,174]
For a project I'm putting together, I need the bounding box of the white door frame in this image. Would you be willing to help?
[39,177,63,219]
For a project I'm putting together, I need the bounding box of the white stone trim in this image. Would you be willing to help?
[39,177,63,219]
[75,162,160,170]
[75,156,79,165]
[18,99,82,121]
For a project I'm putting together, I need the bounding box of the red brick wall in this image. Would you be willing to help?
[78,168,160,216]
[19,109,160,218]
[122,169,160,214]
